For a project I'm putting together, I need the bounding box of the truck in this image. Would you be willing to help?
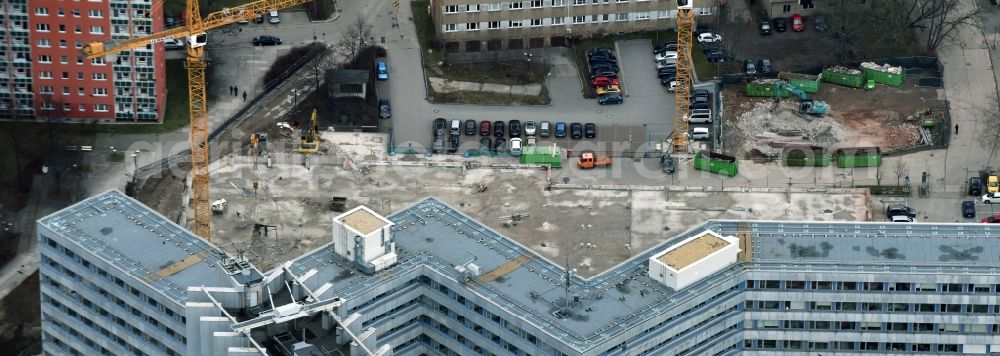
[577,151,612,169]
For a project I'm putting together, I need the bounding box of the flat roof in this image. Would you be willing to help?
[338,207,387,235]
[657,233,729,270]
[38,191,262,304]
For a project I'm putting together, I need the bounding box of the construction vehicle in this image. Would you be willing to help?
[83,0,314,241]
[775,80,829,116]
[577,152,612,169]
[298,109,320,154]
[669,0,695,152]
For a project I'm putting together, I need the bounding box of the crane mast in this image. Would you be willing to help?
[672,0,695,152]
[82,0,314,240]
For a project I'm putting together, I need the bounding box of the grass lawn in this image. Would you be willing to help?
[82,59,190,135]
[438,61,548,86]
[411,1,443,64]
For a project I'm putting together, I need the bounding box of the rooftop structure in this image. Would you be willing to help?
[336,206,390,235]
[39,191,1000,355]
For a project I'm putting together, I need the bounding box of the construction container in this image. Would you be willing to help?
[694,151,738,176]
[745,79,789,97]
[822,66,865,88]
[782,145,830,167]
[860,62,904,87]
[520,145,562,168]
[834,147,882,168]
[778,72,821,93]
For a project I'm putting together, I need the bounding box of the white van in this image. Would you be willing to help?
[509,138,522,156]
[691,127,710,140]
[687,109,712,124]
[268,10,280,24]
[450,119,461,136]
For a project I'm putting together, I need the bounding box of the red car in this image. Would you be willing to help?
[983,214,1000,223]
[591,76,620,87]
[791,14,804,32]
[479,120,491,136]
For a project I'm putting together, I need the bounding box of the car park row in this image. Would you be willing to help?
[430,118,597,155]
[587,47,624,105]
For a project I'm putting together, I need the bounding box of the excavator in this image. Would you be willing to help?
[577,151,612,169]
[775,80,829,117]
[298,109,320,154]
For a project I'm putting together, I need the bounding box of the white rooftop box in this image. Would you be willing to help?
[332,206,395,270]
[648,230,740,290]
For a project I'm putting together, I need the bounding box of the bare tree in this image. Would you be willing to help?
[827,0,868,60]
[875,164,884,187]
[894,159,909,186]
[333,18,373,64]
[883,0,982,52]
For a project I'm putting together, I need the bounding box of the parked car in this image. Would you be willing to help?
[691,88,711,99]
[163,38,185,50]
[252,35,282,46]
[526,137,536,146]
[509,120,522,137]
[814,15,828,32]
[890,215,915,223]
[375,59,389,80]
[450,119,461,136]
[666,80,678,93]
[596,85,621,95]
[983,214,1000,223]
[656,58,677,69]
[791,13,804,32]
[255,14,264,24]
[464,119,477,135]
[268,10,280,24]
[690,127,710,140]
[706,50,727,63]
[654,51,678,61]
[447,135,459,154]
[759,20,771,35]
[165,11,178,27]
[689,96,710,109]
[523,121,536,136]
[539,121,551,138]
[570,123,583,139]
[962,200,976,218]
[743,59,757,75]
[697,32,722,43]
[773,17,787,32]
[885,204,917,218]
[590,61,620,71]
[654,42,677,53]
[555,122,567,138]
[433,118,447,136]
[378,99,391,119]
[590,69,619,79]
[598,93,624,105]
[758,58,773,74]
[661,155,676,173]
[509,138,522,156]
[989,175,999,193]
[480,121,491,136]
[480,137,492,152]
[587,47,614,57]
[432,137,444,153]
[494,137,507,152]
[493,121,505,137]
[584,123,596,138]
[591,76,619,87]
[970,177,983,195]
[982,192,1000,204]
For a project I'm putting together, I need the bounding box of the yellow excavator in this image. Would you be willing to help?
[82,0,314,240]
[298,109,320,154]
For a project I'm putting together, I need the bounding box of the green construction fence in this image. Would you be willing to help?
[520,146,562,168]
[694,151,738,176]
[822,67,865,88]
[834,147,882,168]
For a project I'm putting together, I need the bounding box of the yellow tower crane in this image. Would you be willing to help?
[672,0,695,152]
[83,0,314,241]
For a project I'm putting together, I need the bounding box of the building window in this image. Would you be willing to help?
[59,40,67,48]
[698,7,712,15]
[57,8,65,16]
[444,23,457,32]
[36,24,50,32]
[488,3,501,11]
[42,101,55,110]
[511,1,523,9]
[38,55,52,63]
[59,56,68,64]
[802,1,814,9]
[444,5,458,13]
[531,18,542,26]
[616,0,627,2]
[91,58,106,65]
[93,88,108,96]
[488,21,501,29]
[573,16,585,23]
[78,88,85,96]
[39,71,53,79]
[58,24,66,32]
[88,9,102,17]
[782,4,791,13]
[551,16,564,24]
[552,0,565,6]
[509,20,523,27]
[615,12,627,21]
[62,87,69,95]
[530,0,542,7]
[634,11,649,20]
[76,56,84,65]
[467,4,479,11]
[78,104,86,112]
[72,8,81,17]
[40,86,54,94]
[94,104,109,112]
[35,7,49,15]
[73,25,81,34]
[573,0,585,5]
[467,22,479,30]
[89,26,103,34]
[77,72,84,79]
[63,103,71,111]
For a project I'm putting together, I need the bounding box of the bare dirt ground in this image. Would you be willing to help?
[723,77,940,158]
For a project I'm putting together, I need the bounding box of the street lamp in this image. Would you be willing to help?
[131,150,140,185]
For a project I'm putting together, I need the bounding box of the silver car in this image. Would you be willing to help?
[524,121,536,136]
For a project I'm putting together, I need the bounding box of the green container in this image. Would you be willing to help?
[861,67,904,87]
[694,151,738,176]
[834,147,882,168]
[778,72,821,94]
[822,68,865,88]
[520,146,561,168]
[745,81,789,97]
[783,146,830,167]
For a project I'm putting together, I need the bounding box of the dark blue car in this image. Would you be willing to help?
[554,122,567,138]
[376,60,388,80]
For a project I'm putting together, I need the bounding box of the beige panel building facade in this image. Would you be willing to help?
[428,0,718,52]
